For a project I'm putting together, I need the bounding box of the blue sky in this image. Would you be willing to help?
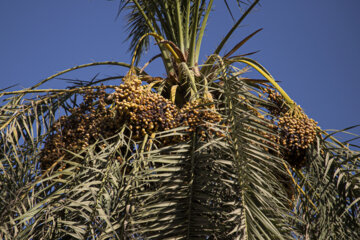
[1,1,359,142]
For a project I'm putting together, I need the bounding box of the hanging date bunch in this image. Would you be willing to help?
[180,98,223,139]
[40,85,118,171]
[262,87,318,168]
[40,73,222,171]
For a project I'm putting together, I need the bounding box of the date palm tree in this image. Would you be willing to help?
[1,1,359,239]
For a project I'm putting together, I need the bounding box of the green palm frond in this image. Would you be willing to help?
[290,130,360,239]
[118,0,234,67]
[218,64,295,239]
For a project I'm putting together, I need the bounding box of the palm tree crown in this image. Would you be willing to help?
[1,1,359,239]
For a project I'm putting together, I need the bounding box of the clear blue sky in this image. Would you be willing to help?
[1,1,359,141]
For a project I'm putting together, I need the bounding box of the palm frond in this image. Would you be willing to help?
[218,64,295,239]
[291,130,360,239]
